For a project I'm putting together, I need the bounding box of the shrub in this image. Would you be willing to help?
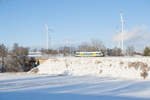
[141,71,148,79]
[143,47,150,56]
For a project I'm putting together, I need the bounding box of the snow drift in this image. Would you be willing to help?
[30,57,150,80]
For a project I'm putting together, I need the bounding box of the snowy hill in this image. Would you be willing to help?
[32,57,150,80]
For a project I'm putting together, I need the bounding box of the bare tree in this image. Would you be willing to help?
[59,46,70,56]
[12,43,29,56]
[107,47,123,56]
[77,40,106,55]
[78,42,92,52]
[40,48,58,56]
[91,39,105,51]
[0,44,8,72]
[113,47,123,56]
[126,46,135,56]
[91,39,106,55]
[40,48,46,55]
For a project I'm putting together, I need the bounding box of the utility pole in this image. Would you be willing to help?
[120,11,124,52]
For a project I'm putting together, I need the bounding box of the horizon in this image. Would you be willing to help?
[0,0,150,51]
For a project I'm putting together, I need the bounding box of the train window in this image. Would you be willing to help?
[75,52,79,55]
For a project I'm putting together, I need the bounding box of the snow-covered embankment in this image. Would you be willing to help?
[30,57,150,80]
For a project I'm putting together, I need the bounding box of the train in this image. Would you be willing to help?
[75,52,104,57]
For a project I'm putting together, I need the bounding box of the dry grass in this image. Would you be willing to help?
[64,59,69,69]
[120,61,124,65]
[65,63,69,68]
[128,62,149,79]
[141,71,148,79]
[110,64,112,67]
[51,58,59,62]
[95,60,101,64]
[99,70,103,74]
[128,62,148,71]
[37,58,48,64]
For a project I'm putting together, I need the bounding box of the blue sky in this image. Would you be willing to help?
[0,0,150,50]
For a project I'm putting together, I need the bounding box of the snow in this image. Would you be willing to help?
[0,64,2,72]
[0,73,150,100]
[1,57,150,100]
[36,57,150,80]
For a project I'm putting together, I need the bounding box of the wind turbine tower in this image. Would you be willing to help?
[120,11,124,52]
[45,24,49,51]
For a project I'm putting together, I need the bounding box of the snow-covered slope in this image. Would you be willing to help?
[0,73,150,100]
[33,57,150,80]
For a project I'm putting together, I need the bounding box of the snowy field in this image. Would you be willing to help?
[1,57,150,100]
[0,73,150,100]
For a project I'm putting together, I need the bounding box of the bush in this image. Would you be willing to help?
[2,56,36,72]
[3,56,24,72]
[0,43,39,72]
[143,47,150,56]
[141,71,148,79]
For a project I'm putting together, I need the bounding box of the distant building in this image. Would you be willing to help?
[28,51,42,58]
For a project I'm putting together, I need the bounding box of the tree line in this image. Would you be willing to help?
[41,40,136,57]
[1,40,150,72]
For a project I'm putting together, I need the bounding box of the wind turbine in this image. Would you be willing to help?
[120,10,124,52]
[45,24,52,51]
[45,24,49,51]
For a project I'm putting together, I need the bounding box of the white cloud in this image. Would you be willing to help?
[112,25,150,50]
[112,25,147,43]
[112,30,134,42]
